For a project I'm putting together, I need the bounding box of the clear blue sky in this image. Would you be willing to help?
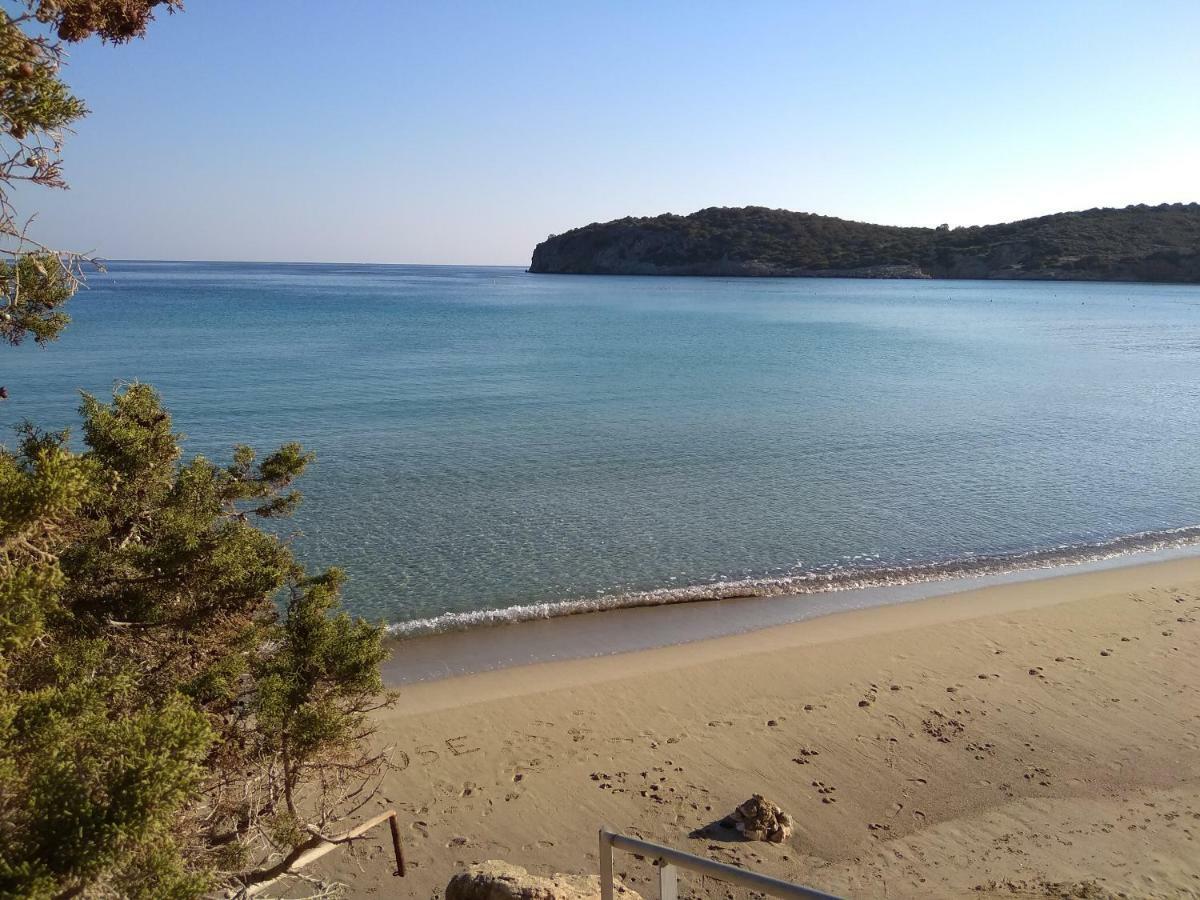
[20,0,1200,265]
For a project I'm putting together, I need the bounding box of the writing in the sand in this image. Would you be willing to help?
[394,735,480,770]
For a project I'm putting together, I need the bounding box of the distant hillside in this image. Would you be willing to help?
[528,203,1200,282]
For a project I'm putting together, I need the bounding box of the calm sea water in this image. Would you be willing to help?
[6,262,1200,630]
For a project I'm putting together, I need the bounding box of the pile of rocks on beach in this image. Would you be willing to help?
[725,793,793,843]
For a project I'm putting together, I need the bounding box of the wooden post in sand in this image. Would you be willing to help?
[388,812,407,877]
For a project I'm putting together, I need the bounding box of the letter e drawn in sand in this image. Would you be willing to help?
[446,735,481,756]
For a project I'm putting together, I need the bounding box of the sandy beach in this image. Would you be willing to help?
[322,556,1200,898]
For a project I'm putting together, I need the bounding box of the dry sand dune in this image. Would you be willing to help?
[320,557,1200,899]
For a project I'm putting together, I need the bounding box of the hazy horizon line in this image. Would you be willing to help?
[96,198,1200,270]
[98,258,532,268]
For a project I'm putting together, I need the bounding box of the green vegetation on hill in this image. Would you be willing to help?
[529,203,1200,282]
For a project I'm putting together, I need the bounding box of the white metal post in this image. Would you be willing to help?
[658,862,678,900]
[599,827,615,900]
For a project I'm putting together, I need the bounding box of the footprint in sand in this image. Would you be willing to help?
[811,781,838,803]
[1023,765,1053,786]
[966,741,996,760]
[922,710,966,743]
[591,770,631,794]
[792,747,820,765]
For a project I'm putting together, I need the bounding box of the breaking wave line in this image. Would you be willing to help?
[386,524,1200,639]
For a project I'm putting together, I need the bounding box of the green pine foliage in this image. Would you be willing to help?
[2,1,183,348]
[3,7,397,892]
[0,385,393,896]
[0,247,75,347]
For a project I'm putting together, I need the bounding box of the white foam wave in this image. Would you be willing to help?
[386,524,1200,639]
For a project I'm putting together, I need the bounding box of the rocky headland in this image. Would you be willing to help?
[529,203,1200,282]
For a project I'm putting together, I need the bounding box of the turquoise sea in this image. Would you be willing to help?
[7,262,1200,633]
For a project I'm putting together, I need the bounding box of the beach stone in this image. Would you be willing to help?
[729,793,793,843]
[446,860,643,900]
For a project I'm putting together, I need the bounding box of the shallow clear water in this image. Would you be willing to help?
[6,262,1200,628]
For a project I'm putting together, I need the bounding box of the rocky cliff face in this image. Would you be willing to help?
[529,204,1200,283]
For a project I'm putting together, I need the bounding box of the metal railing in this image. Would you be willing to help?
[599,827,843,900]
